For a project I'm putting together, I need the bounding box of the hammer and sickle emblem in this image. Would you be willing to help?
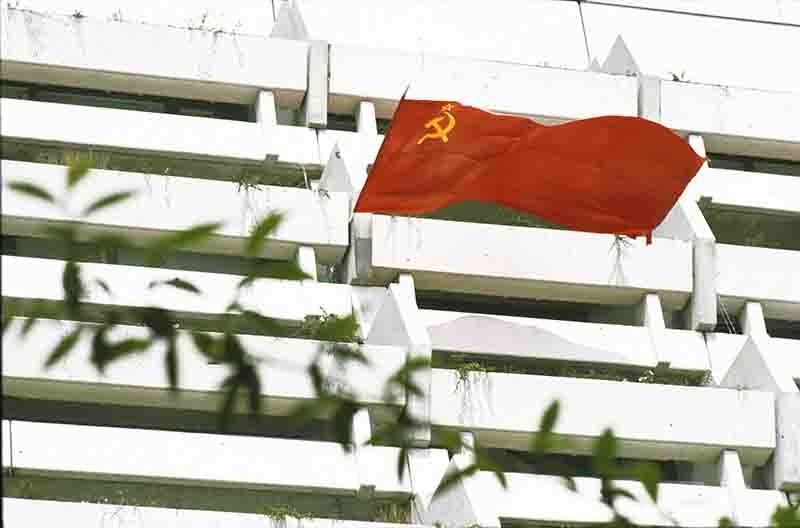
[417,104,457,145]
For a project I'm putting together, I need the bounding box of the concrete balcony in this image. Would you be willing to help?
[428,468,787,527]
[660,81,800,161]
[2,317,406,417]
[716,244,800,321]
[1,420,412,511]
[370,216,694,309]
[0,8,308,106]
[1,255,367,328]
[2,499,425,528]
[1,159,350,263]
[694,167,800,217]
[429,369,775,464]
[329,45,637,122]
[422,309,710,373]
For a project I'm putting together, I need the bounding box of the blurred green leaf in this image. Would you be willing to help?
[192,332,223,363]
[1,309,14,336]
[67,159,93,188]
[82,190,136,217]
[718,516,734,528]
[90,233,133,251]
[331,399,359,449]
[62,261,85,316]
[94,278,112,296]
[316,312,360,342]
[242,364,262,415]
[592,428,618,477]
[634,462,660,502]
[148,277,201,295]
[20,316,38,337]
[433,463,480,498]
[146,223,222,263]
[136,307,176,338]
[165,337,178,390]
[532,400,560,454]
[218,373,239,433]
[8,181,55,203]
[42,225,76,243]
[233,308,289,337]
[246,212,283,256]
[771,504,800,528]
[45,326,83,368]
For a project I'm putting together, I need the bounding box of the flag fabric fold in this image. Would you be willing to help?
[353,99,705,242]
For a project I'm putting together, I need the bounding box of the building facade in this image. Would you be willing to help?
[2,1,799,525]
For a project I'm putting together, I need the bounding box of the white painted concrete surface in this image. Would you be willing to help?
[716,244,800,321]
[371,216,693,309]
[1,255,359,325]
[430,369,775,464]
[6,420,412,495]
[329,45,637,122]
[660,81,800,160]
[694,167,800,216]
[1,160,350,263]
[422,309,710,373]
[431,469,786,527]
[2,318,406,415]
[0,8,308,106]
[2,499,425,528]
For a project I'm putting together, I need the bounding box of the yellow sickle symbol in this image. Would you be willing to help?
[417,105,456,145]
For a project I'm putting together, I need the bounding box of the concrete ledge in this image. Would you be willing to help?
[2,317,406,416]
[1,420,411,498]
[2,499,425,528]
[422,309,710,373]
[717,244,800,321]
[1,255,364,327]
[426,470,786,527]
[0,8,308,107]
[370,216,693,309]
[430,369,775,464]
[1,160,349,264]
[329,45,637,121]
[695,168,800,217]
[660,81,800,161]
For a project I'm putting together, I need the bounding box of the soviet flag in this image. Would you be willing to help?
[353,99,705,242]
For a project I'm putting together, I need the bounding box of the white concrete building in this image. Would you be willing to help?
[1,2,799,526]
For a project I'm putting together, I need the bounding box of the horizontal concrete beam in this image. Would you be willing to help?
[1,255,363,327]
[2,420,412,498]
[426,468,786,527]
[660,81,800,161]
[370,216,694,309]
[1,160,350,264]
[0,8,308,107]
[2,317,406,416]
[2,499,426,528]
[430,369,775,464]
[422,309,710,373]
[716,244,800,321]
[694,167,800,217]
[329,45,637,121]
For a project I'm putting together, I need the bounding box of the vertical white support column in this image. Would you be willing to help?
[638,293,669,369]
[303,40,329,129]
[356,101,378,137]
[717,450,747,525]
[739,302,768,337]
[352,407,376,499]
[294,246,317,281]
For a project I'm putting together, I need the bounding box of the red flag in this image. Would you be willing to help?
[354,99,705,242]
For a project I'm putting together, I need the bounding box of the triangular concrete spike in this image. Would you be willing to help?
[269,0,309,40]
[319,143,353,193]
[601,35,640,76]
[364,288,412,347]
[424,454,502,527]
[588,57,602,72]
[720,335,797,392]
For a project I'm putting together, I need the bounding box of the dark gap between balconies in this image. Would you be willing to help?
[1,80,252,122]
[766,318,800,340]
[708,153,800,177]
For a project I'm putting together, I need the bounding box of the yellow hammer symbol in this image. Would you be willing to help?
[417,105,456,145]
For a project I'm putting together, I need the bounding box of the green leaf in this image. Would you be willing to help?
[20,316,38,337]
[633,462,660,502]
[7,181,55,203]
[62,261,85,316]
[165,337,178,390]
[532,400,560,454]
[2,309,14,336]
[136,307,176,338]
[94,279,113,296]
[246,212,283,256]
[192,332,223,363]
[45,326,83,368]
[718,516,734,528]
[82,190,136,217]
[316,313,360,342]
[218,373,240,433]
[397,446,409,482]
[148,277,202,295]
[331,400,359,449]
[146,222,222,262]
[592,428,618,477]
[433,463,480,498]
[235,309,289,337]
[242,364,262,415]
[67,159,93,188]
[771,504,800,528]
